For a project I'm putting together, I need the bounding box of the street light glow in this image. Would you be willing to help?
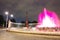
[10,14,13,17]
[5,11,9,15]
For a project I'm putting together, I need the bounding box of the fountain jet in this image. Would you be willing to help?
[36,8,60,28]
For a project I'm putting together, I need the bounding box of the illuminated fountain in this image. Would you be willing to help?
[36,8,60,30]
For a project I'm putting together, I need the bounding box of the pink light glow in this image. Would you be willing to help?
[36,8,60,28]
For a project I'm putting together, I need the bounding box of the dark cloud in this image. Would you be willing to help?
[0,0,60,22]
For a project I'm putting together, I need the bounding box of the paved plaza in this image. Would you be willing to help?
[0,29,60,40]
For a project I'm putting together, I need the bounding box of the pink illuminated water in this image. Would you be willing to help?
[36,8,60,28]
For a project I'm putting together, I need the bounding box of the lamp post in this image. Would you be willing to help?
[5,11,9,28]
[5,11,14,28]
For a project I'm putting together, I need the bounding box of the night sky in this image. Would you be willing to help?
[0,0,60,22]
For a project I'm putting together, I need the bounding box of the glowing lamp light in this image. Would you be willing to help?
[10,14,13,17]
[5,11,9,15]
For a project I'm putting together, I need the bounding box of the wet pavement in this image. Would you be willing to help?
[0,29,60,40]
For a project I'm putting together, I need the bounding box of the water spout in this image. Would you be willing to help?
[36,8,60,28]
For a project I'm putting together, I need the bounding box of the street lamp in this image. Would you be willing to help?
[5,11,9,28]
[10,14,14,18]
